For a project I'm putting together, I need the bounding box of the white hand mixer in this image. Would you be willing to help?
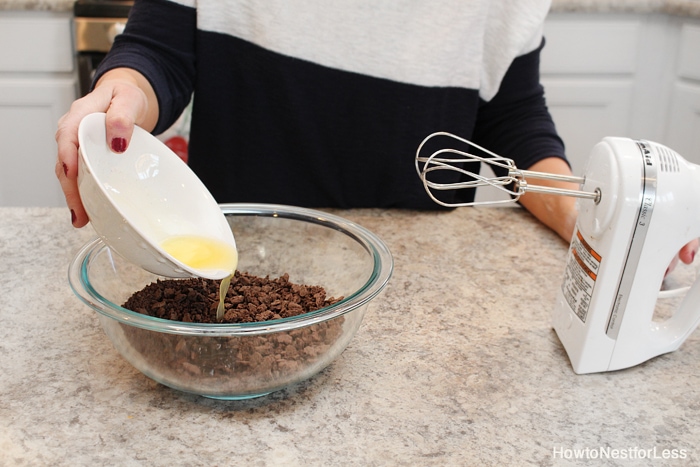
[416,132,700,374]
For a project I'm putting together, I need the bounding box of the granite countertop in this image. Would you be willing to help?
[0,0,74,12]
[3,0,700,17]
[553,0,700,15]
[1,206,699,466]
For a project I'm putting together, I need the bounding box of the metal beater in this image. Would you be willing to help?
[415,132,600,206]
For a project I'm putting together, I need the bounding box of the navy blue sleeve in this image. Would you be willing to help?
[472,39,568,173]
[92,0,197,134]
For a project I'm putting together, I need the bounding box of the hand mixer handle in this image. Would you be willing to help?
[653,269,700,353]
[648,147,700,354]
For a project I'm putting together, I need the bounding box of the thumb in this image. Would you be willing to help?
[100,80,151,153]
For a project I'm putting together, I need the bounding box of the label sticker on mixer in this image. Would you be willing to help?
[561,230,601,322]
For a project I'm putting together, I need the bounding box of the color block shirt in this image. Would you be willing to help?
[97,0,566,208]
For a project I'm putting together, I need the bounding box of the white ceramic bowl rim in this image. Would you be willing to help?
[69,203,393,336]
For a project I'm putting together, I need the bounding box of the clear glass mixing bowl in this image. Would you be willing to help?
[69,204,393,400]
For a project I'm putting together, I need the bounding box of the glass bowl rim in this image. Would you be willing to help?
[68,203,393,336]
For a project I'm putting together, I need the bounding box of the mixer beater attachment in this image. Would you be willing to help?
[415,132,601,207]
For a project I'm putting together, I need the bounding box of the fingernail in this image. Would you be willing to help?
[70,209,76,225]
[111,137,127,153]
[63,162,68,177]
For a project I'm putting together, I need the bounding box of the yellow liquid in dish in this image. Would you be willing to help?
[161,235,238,321]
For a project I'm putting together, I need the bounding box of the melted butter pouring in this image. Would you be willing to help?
[160,235,238,321]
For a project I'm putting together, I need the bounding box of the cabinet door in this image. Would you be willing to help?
[0,15,74,73]
[665,83,700,165]
[0,78,76,206]
[541,79,634,176]
[666,23,700,165]
[541,15,639,176]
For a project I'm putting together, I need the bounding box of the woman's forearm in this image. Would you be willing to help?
[518,157,578,242]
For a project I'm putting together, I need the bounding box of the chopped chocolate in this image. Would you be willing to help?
[118,271,346,395]
[122,271,342,324]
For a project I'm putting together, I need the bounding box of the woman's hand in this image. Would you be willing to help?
[667,238,699,275]
[55,68,158,227]
[679,239,699,264]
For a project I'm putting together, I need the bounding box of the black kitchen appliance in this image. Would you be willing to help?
[73,0,133,97]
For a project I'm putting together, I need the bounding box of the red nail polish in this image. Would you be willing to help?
[63,162,68,177]
[111,137,127,153]
[70,209,76,225]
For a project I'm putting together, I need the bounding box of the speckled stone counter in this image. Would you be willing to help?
[552,0,700,16]
[1,206,699,466]
[2,0,700,17]
[0,0,73,12]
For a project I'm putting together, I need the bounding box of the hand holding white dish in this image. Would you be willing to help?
[77,112,237,280]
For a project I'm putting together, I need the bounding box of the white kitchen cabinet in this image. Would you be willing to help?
[541,79,634,176]
[666,84,700,165]
[541,15,641,175]
[665,23,700,165]
[540,13,700,173]
[0,11,77,207]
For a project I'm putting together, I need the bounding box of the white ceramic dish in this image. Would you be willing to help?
[77,112,236,279]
